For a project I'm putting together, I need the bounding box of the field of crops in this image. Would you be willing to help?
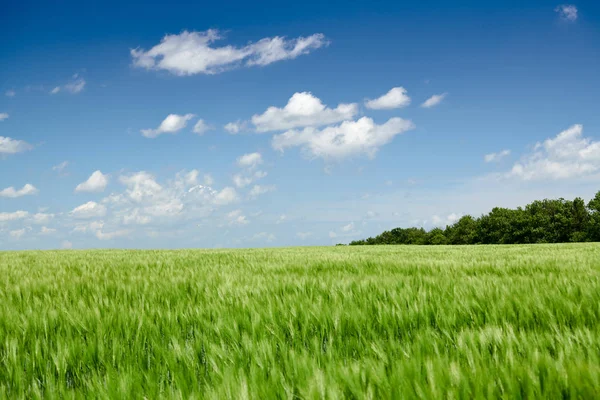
[1,244,599,398]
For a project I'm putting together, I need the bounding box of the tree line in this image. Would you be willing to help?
[349,191,600,246]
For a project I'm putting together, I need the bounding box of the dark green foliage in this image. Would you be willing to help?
[351,190,600,245]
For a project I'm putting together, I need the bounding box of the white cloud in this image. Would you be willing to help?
[365,87,411,110]
[53,161,69,173]
[203,174,214,186]
[252,232,275,242]
[232,174,253,188]
[252,92,358,132]
[51,74,86,94]
[141,113,195,138]
[214,187,239,205]
[297,232,312,240]
[62,240,73,249]
[341,222,354,232]
[75,170,109,193]
[484,150,511,163]
[31,213,54,224]
[193,119,212,135]
[70,201,107,219]
[0,211,28,222]
[237,152,263,169]
[421,93,447,108]
[122,209,152,225]
[96,229,131,241]
[40,226,57,235]
[0,183,38,198]
[227,209,249,226]
[272,116,415,160]
[224,121,246,134]
[0,113,8,121]
[508,124,600,180]
[10,229,26,239]
[131,30,328,76]
[555,4,578,21]
[328,231,337,238]
[5,90,15,97]
[0,136,32,154]
[249,184,276,198]
[276,214,287,224]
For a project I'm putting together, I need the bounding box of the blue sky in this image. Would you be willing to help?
[1,0,600,249]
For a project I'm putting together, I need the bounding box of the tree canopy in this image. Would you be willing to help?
[349,191,600,246]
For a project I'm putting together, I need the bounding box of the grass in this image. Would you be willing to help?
[1,244,599,399]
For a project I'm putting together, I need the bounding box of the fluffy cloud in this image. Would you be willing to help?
[31,213,54,224]
[341,222,354,232]
[421,93,447,108]
[96,229,131,241]
[365,87,411,109]
[237,152,263,169]
[252,232,276,242]
[0,113,8,121]
[40,226,57,235]
[227,209,249,226]
[252,92,358,132]
[70,201,107,219]
[5,90,15,98]
[51,74,86,94]
[508,124,600,180]
[272,116,415,160]
[297,232,312,240]
[214,187,239,205]
[248,184,276,198]
[141,113,195,138]
[193,119,212,135]
[555,5,578,21]
[0,183,38,198]
[0,136,32,154]
[0,211,28,222]
[131,30,327,76]
[10,229,26,239]
[75,170,109,193]
[224,121,246,134]
[484,150,511,163]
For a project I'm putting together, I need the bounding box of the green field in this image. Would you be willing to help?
[1,244,599,399]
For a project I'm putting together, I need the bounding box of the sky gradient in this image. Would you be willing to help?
[1,1,600,250]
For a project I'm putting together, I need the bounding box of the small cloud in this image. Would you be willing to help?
[40,226,57,235]
[70,201,107,219]
[365,87,411,110]
[10,228,26,239]
[328,231,337,238]
[0,113,9,121]
[51,74,86,95]
[75,170,109,193]
[141,113,195,138]
[224,121,247,134]
[341,222,354,232]
[53,161,69,174]
[555,4,578,22]
[227,209,249,226]
[249,184,276,199]
[237,152,263,169]
[62,240,73,249]
[193,119,212,135]
[484,149,511,163]
[297,231,312,240]
[131,30,328,76]
[421,93,447,108]
[0,136,32,155]
[0,183,38,198]
[5,90,16,97]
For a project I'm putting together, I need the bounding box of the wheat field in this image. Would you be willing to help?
[1,244,599,398]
